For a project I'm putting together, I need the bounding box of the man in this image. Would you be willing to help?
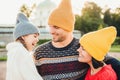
[34,0,120,80]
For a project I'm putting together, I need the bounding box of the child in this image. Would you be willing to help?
[77,26,117,80]
[6,13,43,80]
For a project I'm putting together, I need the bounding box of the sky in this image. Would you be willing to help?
[0,0,120,25]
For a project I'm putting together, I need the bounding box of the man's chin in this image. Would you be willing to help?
[52,37,63,43]
[52,38,59,43]
[52,39,58,43]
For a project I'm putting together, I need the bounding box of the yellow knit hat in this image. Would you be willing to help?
[48,0,75,32]
[80,26,117,61]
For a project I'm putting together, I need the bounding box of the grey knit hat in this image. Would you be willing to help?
[13,13,39,40]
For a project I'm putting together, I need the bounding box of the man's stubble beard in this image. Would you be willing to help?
[52,36,65,43]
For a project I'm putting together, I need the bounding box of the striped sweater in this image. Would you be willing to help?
[34,38,89,80]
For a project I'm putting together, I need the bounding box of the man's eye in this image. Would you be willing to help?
[54,26,59,29]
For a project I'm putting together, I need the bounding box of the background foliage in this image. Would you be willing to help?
[75,2,120,37]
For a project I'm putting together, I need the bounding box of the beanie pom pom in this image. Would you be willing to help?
[16,13,29,25]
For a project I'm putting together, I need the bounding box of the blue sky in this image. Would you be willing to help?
[0,0,120,24]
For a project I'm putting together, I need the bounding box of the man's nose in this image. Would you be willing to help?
[49,26,56,34]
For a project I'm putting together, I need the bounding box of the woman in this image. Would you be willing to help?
[6,13,43,80]
[77,26,117,80]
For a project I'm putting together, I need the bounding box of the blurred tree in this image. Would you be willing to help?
[111,8,120,36]
[75,15,81,31]
[98,24,104,30]
[75,1,120,36]
[103,8,112,26]
[20,3,36,17]
[103,7,120,36]
[75,2,104,34]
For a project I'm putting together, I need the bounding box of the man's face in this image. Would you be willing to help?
[49,25,68,43]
